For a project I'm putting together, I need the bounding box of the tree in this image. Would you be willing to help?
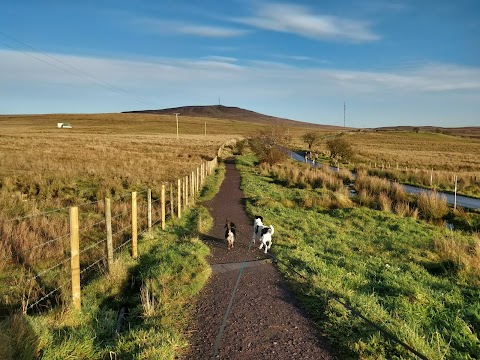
[302,132,320,151]
[248,132,287,165]
[326,136,353,162]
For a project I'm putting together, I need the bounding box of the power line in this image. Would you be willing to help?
[0,31,160,109]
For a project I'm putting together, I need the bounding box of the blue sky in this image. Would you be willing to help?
[1,0,479,128]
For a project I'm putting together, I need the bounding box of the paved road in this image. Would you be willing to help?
[288,151,480,210]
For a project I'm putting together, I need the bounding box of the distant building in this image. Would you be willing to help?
[57,122,72,129]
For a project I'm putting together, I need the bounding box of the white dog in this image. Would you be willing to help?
[251,216,264,244]
[225,220,236,250]
[259,225,274,253]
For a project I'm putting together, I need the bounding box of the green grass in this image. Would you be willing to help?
[197,163,226,202]
[237,154,480,360]
[0,208,211,360]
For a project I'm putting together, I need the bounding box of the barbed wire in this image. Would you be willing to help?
[78,218,106,233]
[80,255,106,275]
[27,256,71,283]
[3,207,69,223]
[26,278,70,311]
[28,233,70,252]
[79,237,107,255]
[113,238,132,253]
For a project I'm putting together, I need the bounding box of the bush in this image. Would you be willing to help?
[326,137,354,162]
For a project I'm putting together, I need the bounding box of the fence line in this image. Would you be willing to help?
[10,156,219,314]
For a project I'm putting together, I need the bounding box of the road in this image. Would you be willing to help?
[287,150,480,210]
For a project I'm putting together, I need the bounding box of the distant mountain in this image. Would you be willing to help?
[123,105,344,129]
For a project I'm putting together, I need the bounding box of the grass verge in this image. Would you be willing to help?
[237,154,480,360]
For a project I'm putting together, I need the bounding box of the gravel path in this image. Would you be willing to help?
[183,159,335,360]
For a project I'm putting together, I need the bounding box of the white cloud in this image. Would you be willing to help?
[179,24,248,37]
[131,17,249,38]
[202,56,238,63]
[235,3,380,42]
[1,49,479,126]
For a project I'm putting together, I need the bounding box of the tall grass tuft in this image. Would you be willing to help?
[357,189,376,208]
[417,191,448,221]
[434,232,480,283]
[140,283,156,318]
[0,313,40,359]
[394,202,411,217]
[378,192,392,212]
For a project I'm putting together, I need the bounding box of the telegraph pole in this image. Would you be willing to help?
[174,113,180,139]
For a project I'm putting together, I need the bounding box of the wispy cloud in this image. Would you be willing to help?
[235,3,380,42]
[131,17,249,38]
[1,49,479,126]
[201,56,238,63]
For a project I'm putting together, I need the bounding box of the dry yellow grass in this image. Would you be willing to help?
[0,113,241,313]
[345,131,480,172]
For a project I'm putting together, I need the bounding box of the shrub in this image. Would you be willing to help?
[262,147,287,165]
[326,136,354,162]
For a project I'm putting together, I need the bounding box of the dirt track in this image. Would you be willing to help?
[183,158,335,359]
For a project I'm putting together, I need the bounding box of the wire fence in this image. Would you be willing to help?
[1,156,219,316]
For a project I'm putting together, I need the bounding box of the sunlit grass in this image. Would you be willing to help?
[237,153,480,359]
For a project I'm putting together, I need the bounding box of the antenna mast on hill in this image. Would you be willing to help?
[174,113,180,140]
[344,101,346,128]
[218,97,221,106]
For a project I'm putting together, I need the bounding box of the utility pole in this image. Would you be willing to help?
[174,113,180,139]
[344,101,346,128]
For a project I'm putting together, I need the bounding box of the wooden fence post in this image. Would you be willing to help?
[161,184,166,230]
[177,178,182,219]
[131,192,138,259]
[148,189,152,234]
[197,167,200,194]
[70,206,81,311]
[185,175,189,207]
[454,175,458,210]
[105,198,113,273]
[190,171,195,205]
[170,183,174,218]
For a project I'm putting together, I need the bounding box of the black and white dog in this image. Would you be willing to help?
[251,215,264,243]
[252,215,274,253]
[224,220,236,250]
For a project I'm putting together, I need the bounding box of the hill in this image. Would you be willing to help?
[123,105,344,130]
[372,125,480,139]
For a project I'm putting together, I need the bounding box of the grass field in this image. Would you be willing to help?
[237,153,480,359]
[290,129,480,197]
[0,114,225,316]
[1,111,479,358]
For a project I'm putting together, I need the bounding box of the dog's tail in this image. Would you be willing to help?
[269,225,274,235]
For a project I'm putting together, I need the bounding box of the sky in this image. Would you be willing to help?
[0,0,479,128]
